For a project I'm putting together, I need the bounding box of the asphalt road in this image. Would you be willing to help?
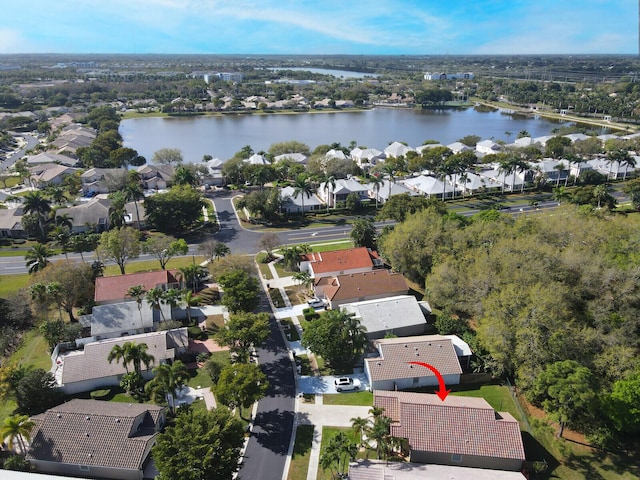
[237,287,295,480]
[0,133,39,172]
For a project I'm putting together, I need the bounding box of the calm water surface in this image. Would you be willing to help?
[120,107,579,162]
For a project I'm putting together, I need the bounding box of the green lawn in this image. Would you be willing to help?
[279,319,300,341]
[0,273,30,297]
[287,424,315,480]
[10,329,52,371]
[102,255,206,276]
[450,384,522,423]
[318,427,367,480]
[323,390,373,407]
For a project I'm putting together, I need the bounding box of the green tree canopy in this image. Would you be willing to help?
[217,269,260,313]
[152,407,244,480]
[215,363,269,419]
[97,227,141,274]
[143,185,205,234]
[214,312,270,363]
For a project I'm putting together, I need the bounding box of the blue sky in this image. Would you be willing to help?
[0,0,636,55]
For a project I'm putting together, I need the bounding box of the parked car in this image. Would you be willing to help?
[307,298,324,309]
[334,377,361,392]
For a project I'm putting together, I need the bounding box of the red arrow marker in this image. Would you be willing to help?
[408,361,451,401]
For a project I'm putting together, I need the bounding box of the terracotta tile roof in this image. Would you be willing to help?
[27,399,165,471]
[302,247,379,275]
[373,391,525,462]
[94,270,179,303]
[60,329,188,385]
[366,335,462,382]
[314,269,407,303]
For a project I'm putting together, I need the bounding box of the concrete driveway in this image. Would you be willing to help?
[298,373,370,395]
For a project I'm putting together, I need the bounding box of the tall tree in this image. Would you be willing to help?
[350,217,377,250]
[214,312,270,363]
[292,271,313,296]
[217,270,260,313]
[107,343,130,373]
[144,185,205,234]
[22,191,51,240]
[145,360,190,414]
[152,408,244,480]
[292,174,315,218]
[177,264,209,293]
[215,363,269,419]
[143,235,188,270]
[0,414,35,454]
[24,244,53,274]
[124,342,155,375]
[146,287,167,322]
[152,148,183,165]
[369,174,384,208]
[97,227,141,274]
[123,172,145,230]
[126,285,147,330]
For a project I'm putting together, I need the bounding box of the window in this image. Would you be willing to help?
[79,465,90,472]
[451,454,462,463]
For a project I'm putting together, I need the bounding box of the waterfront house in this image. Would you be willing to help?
[279,185,324,214]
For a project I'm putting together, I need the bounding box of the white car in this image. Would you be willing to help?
[307,298,325,309]
[334,377,361,392]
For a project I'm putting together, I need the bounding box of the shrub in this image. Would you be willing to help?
[187,325,207,340]
[196,352,211,363]
[90,389,111,399]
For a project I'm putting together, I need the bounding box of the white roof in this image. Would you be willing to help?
[444,334,473,356]
[341,295,427,335]
[384,141,414,158]
[447,141,472,153]
[349,460,527,480]
[280,186,323,207]
[90,301,155,337]
[403,175,457,195]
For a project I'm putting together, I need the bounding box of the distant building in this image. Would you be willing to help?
[424,72,474,81]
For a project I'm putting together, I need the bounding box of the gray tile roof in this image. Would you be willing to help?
[27,399,165,471]
[374,391,525,462]
[60,329,188,385]
[348,460,527,480]
[366,335,462,382]
[341,295,426,336]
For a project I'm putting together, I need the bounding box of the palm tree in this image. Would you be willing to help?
[25,243,53,274]
[29,282,50,322]
[23,191,51,239]
[173,165,197,187]
[322,175,336,212]
[123,177,144,230]
[292,271,313,296]
[145,360,190,414]
[213,242,231,261]
[146,287,167,322]
[369,174,384,208]
[126,285,147,330]
[162,288,183,321]
[381,164,396,203]
[343,314,368,365]
[107,343,130,373]
[177,264,209,293]
[1,414,35,454]
[292,174,315,218]
[46,185,67,205]
[49,225,71,261]
[351,416,370,449]
[124,342,155,375]
[593,184,609,209]
[55,213,73,230]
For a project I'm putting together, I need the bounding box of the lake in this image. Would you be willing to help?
[267,67,378,78]
[120,107,581,162]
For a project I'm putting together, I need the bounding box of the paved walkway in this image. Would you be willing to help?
[297,401,372,480]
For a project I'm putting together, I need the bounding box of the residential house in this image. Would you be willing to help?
[300,246,382,280]
[274,152,309,165]
[374,391,526,471]
[350,147,385,169]
[55,197,111,233]
[81,168,127,194]
[564,133,591,143]
[477,166,526,193]
[27,399,166,480]
[340,295,428,340]
[136,164,174,190]
[530,159,570,186]
[364,335,465,391]
[402,174,459,199]
[52,328,188,395]
[384,141,414,158]
[348,460,527,480]
[314,269,408,310]
[89,301,156,341]
[475,139,502,155]
[325,149,347,161]
[0,207,27,238]
[94,270,181,305]
[29,164,78,187]
[588,156,637,180]
[317,178,369,207]
[532,135,555,147]
[366,179,417,204]
[26,152,80,167]
[415,143,444,154]
[279,186,324,214]
[245,153,269,165]
[512,136,536,147]
[52,126,96,155]
[446,142,472,154]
